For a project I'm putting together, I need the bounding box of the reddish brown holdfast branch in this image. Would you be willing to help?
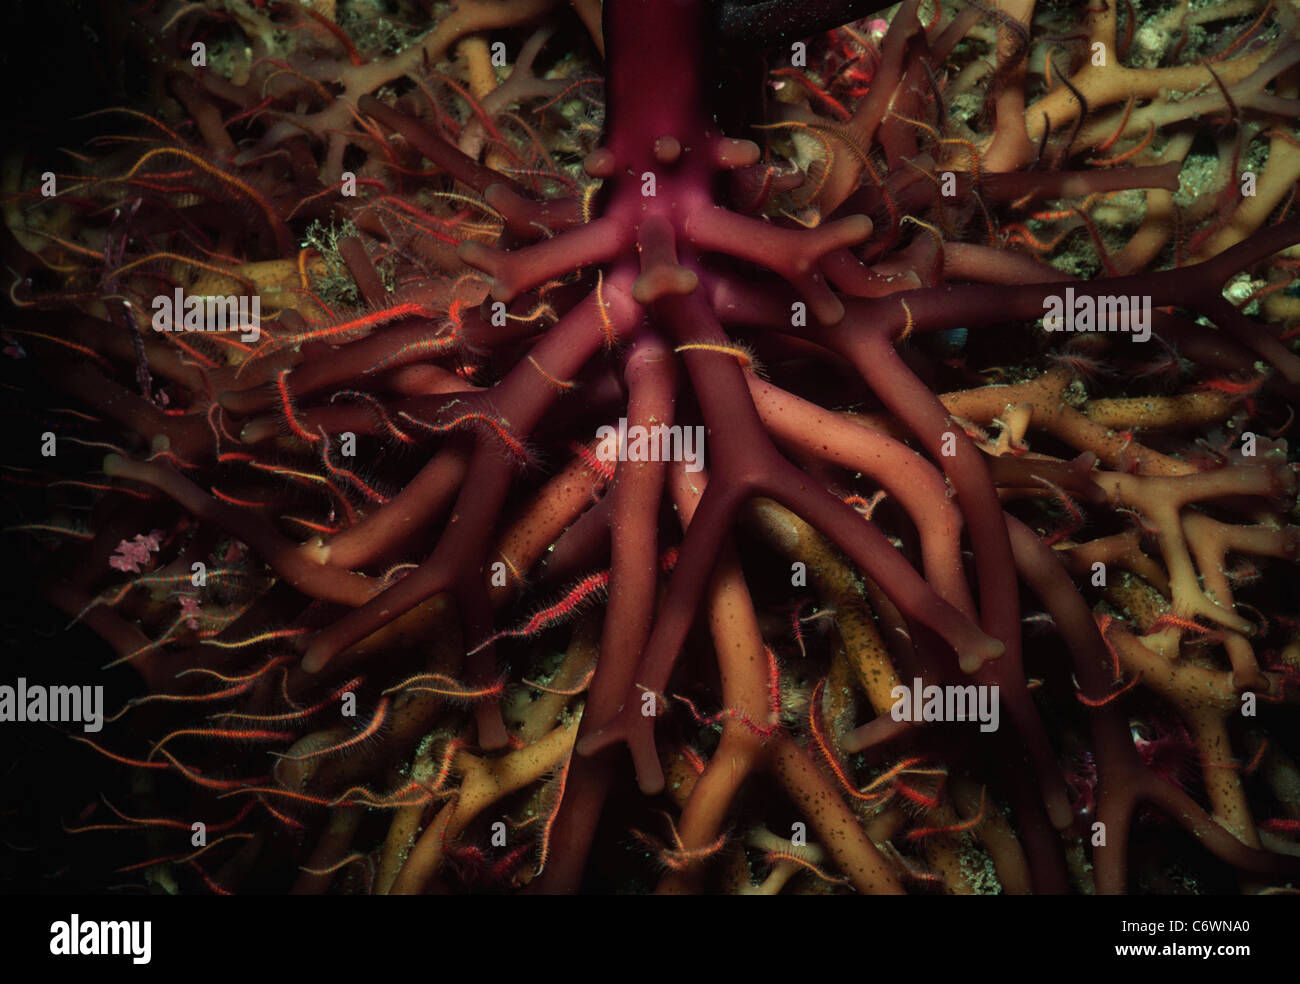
[3,0,1300,895]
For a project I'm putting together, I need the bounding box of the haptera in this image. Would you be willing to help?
[889,678,1000,733]
[0,678,104,733]
[594,418,706,472]
[49,914,151,965]
[1042,287,1151,342]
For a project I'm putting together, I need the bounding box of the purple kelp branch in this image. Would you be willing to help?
[301,281,641,742]
[746,377,976,618]
[583,330,678,756]
[576,277,1003,792]
[814,217,1300,379]
[818,317,1074,829]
